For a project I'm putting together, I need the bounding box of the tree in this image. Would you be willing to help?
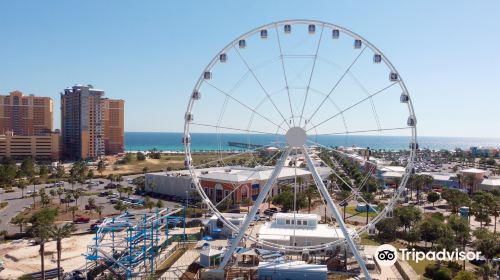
[64,193,72,211]
[427,192,440,207]
[95,205,104,219]
[31,191,39,207]
[155,200,164,209]
[375,217,400,241]
[142,167,150,174]
[125,186,133,199]
[114,200,127,213]
[304,185,318,213]
[472,228,500,261]
[272,189,306,212]
[136,152,146,161]
[97,160,105,176]
[69,206,79,220]
[56,164,65,180]
[420,217,446,248]
[441,189,470,213]
[87,169,94,184]
[57,188,64,205]
[395,205,422,233]
[242,197,253,213]
[453,270,475,280]
[28,208,58,280]
[50,223,76,280]
[73,190,81,206]
[17,179,28,198]
[20,157,35,178]
[11,214,28,234]
[144,196,154,213]
[87,197,96,214]
[39,165,49,179]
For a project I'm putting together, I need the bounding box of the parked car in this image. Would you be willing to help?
[85,204,96,210]
[55,181,65,187]
[60,197,75,203]
[110,198,119,204]
[73,216,90,224]
[99,191,110,197]
[107,193,119,199]
[264,207,279,216]
[104,183,117,190]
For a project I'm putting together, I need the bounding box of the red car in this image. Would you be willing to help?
[74,216,90,224]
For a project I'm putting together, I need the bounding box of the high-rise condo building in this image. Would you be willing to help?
[102,98,125,155]
[0,91,53,136]
[61,85,124,160]
[0,91,60,160]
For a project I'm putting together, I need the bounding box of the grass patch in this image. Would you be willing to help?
[345,206,378,218]
[407,258,435,276]
[0,201,8,210]
[359,232,381,246]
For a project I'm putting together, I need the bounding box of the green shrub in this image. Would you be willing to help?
[433,267,452,280]
[425,263,439,278]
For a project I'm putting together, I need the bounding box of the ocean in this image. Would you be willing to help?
[124,132,500,152]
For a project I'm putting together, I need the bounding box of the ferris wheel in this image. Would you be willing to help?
[183,20,417,278]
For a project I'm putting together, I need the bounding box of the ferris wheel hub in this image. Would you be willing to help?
[286,126,307,148]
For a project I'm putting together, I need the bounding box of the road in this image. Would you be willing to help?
[0,174,181,235]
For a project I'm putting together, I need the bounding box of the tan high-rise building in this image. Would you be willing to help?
[61,85,124,160]
[102,98,125,155]
[0,91,53,136]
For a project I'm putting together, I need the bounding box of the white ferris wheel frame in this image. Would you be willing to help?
[182,19,417,277]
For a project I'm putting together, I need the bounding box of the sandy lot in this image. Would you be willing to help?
[0,234,93,280]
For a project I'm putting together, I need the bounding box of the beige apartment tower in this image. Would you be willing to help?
[0,91,60,160]
[61,85,124,160]
[0,91,53,136]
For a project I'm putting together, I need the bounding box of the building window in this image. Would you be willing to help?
[297,220,302,225]
[285,220,290,225]
[303,220,308,226]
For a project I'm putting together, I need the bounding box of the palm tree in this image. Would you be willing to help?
[87,197,96,215]
[50,223,76,280]
[69,206,79,220]
[64,193,72,211]
[11,214,27,234]
[304,185,318,213]
[57,188,64,205]
[31,191,39,207]
[95,205,104,219]
[29,208,57,280]
[73,190,81,206]
[464,173,477,193]
[17,179,28,198]
[97,160,105,177]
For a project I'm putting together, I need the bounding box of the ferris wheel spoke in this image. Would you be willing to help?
[219,148,291,269]
[302,145,372,278]
[203,81,287,133]
[274,25,296,127]
[299,24,324,128]
[307,81,399,132]
[190,122,281,136]
[233,46,292,129]
[316,126,411,136]
[306,46,367,124]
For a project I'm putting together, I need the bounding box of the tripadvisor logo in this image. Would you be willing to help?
[375,244,482,267]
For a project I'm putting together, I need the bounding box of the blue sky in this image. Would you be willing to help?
[1,0,499,138]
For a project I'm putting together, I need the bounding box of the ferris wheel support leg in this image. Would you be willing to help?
[302,146,372,280]
[218,148,291,269]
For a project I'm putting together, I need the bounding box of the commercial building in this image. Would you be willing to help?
[61,85,124,160]
[258,213,355,249]
[0,91,53,136]
[479,178,500,191]
[144,166,312,203]
[0,131,60,160]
